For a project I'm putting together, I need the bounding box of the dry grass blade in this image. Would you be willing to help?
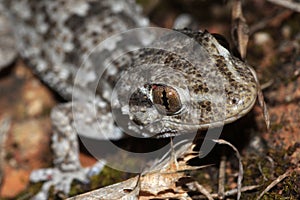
[248,67,270,130]
[258,89,270,130]
[249,10,293,34]
[193,181,214,200]
[212,139,243,200]
[267,0,300,12]
[224,185,261,197]
[194,185,261,199]
[231,0,249,59]
[255,170,291,200]
[218,156,226,198]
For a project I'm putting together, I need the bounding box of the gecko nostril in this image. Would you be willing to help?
[230,97,239,105]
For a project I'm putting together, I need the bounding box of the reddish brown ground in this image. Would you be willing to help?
[0,63,97,198]
[0,62,53,197]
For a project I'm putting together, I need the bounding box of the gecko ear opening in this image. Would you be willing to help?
[211,33,230,52]
[211,33,243,60]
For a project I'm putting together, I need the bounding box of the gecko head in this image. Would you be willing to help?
[127,76,258,138]
[114,29,259,138]
[125,63,258,138]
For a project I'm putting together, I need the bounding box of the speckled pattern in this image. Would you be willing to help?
[114,29,258,137]
[1,0,150,198]
[1,0,148,99]
[1,0,260,197]
[2,0,258,138]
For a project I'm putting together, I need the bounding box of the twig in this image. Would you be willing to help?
[258,162,268,181]
[231,0,249,59]
[193,181,214,200]
[195,185,261,199]
[260,79,274,90]
[266,156,275,179]
[213,139,243,200]
[256,170,291,200]
[267,0,300,13]
[250,10,293,34]
[218,156,226,199]
[170,137,179,170]
[224,185,260,197]
[248,67,270,130]
[258,155,275,181]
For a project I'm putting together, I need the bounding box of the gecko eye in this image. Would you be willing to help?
[150,84,182,116]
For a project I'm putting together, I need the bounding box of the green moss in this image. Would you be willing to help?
[192,142,300,199]
[90,166,131,189]
[270,122,284,133]
[68,179,88,197]
[68,166,133,198]
[243,143,300,199]
[10,165,133,199]
[13,182,44,200]
[258,172,300,199]
[135,0,152,7]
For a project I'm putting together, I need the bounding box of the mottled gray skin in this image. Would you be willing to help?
[0,4,17,70]
[1,0,149,198]
[1,0,259,197]
[1,0,148,99]
[114,29,258,138]
[1,0,258,138]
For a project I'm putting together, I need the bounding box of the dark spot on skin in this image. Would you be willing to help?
[65,51,80,64]
[65,15,85,31]
[91,31,98,37]
[62,35,68,42]
[231,98,237,104]
[205,101,211,105]
[93,38,99,45]
[206,106,212,112]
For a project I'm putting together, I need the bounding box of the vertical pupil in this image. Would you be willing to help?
[151,84,182,115]
[161,89,170,110]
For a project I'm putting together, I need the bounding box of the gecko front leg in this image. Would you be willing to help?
[30,101,118,199]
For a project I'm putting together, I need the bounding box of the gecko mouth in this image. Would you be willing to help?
[126,88,258,139]
[156,91,258,130]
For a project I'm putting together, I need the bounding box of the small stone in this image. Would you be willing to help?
[23,80,56,117]
[281,25,291,39]
[253,32,272,46]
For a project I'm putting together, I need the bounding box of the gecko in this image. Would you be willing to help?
[0,0,263,198]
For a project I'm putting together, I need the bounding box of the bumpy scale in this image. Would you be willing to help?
[1,0,260,198]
